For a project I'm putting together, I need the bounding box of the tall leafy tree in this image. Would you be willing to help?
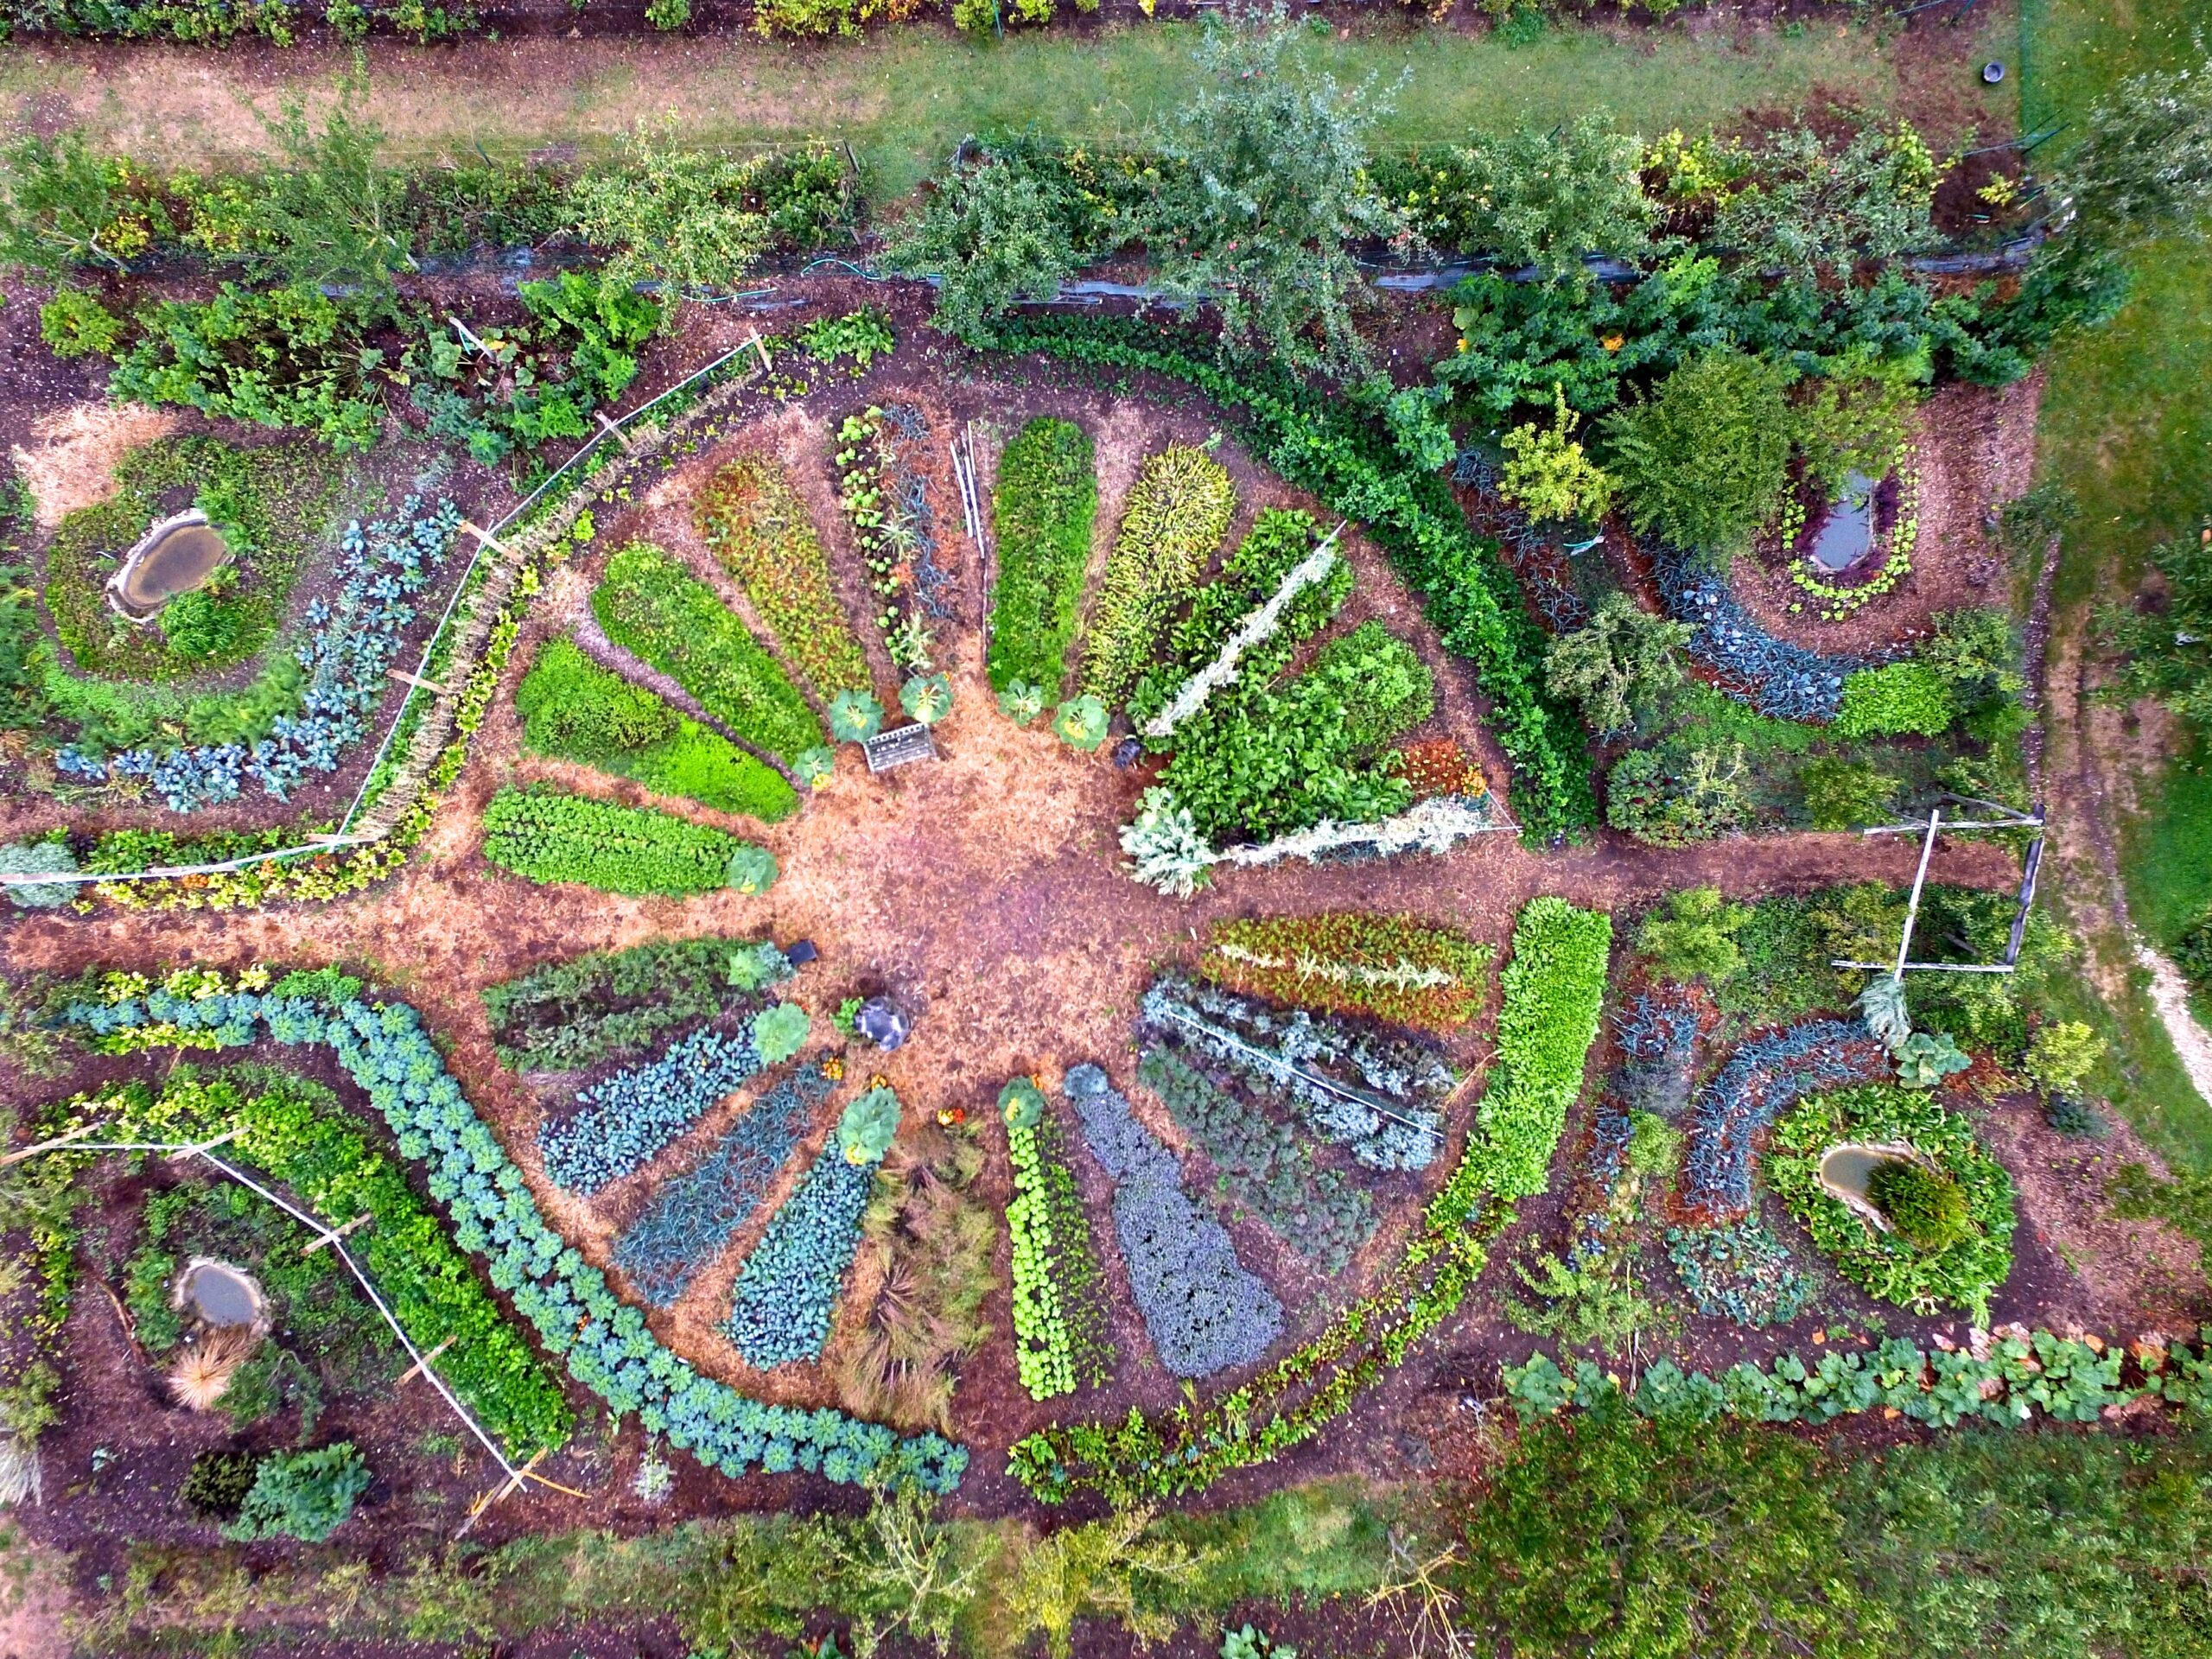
[1438,109,1656,279]
[241,65,414,310]
[1147,9,1405,374]
[1601,346,1795,563]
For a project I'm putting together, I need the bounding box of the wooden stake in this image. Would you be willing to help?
[397,1334,456,1383]
[460,521,511,555]
[455,1449,545,1539]
[594,410,635,453]
[386,668,448,696]
[168,1125,246,1161]
[302,1211,374,1257]
[0,1121,99,1166]
[745,331,772,375]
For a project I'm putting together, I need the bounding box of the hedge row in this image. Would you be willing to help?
[988,317,1597,841]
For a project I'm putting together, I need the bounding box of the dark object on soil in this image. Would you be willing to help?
[782,939,819,968]
[863,723,938,773]
[1112,737,1145,767]
[1984,60,2006,84]
[855,996,911,1051]
[2044,1094,2110,1139]
[181,1449,260,1520]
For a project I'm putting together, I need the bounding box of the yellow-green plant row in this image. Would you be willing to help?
[480,785,770,897]
[1001,1083,1115,1402]
[693,454,872,702]
[1078,446,1235,708]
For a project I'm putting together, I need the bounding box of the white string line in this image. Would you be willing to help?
[1147,1002,1449,1145]
[29,1136,524,1485]
[6,338,767,892]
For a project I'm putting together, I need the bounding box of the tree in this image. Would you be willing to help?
[1636,884,1750,984]
[1792,349,1924,495]
[2104,518,2212,734]
[1541,594,1689,735]
[1453,1410,1885,1659]
[570,121,780,294]
[1147,10,1406,374]
[1499,386,1617,524]
[885,145,1087,344]
[1713,120,1943,281]
[0,131,162,274]
[239,66,414,309]
[1602,348,1794,563]
[2049,54,2212,252]
[1439,109,1655,278]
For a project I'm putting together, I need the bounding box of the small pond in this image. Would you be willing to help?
[1817,1142,1926,1230]
[178,1258,264,1329]
[1807,471,1878,575]
[107,512,231,620]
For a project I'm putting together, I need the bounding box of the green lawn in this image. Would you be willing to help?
[0,9,2014,198]
[2026,0,2212,1162]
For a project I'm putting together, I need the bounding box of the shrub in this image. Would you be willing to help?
[1603,348,1795,563]
[591,541,823,763]
[181,1448,258,1520]
[612,1062,835,1306]
[483,934,788,1073]
[1542,594,1689,736]
[1137,1046,1375,1274]
[1769,1084,2015,1320]
[1605,739,1751,846]
[1800,756,1901,831]
[1834,662,1955,739]
[694,454,870,702]
[480,785,764,898]
[1499,387,1617,524]
[1199,912,1491,1031]
[1003,1086,1114,1402]
[988,417,1098,693]
[1387,109,1653,276]
[569,130,847,289]
[516,639,798,823]
[1636,886,1749,984]
[722,1142,884,1368]
[751,1003,810,1067]
[2024,1020,2105,1095]
[1477,897,1613,1198]
[1065,1063,1281,1379]
[1867,1160,1972,1253]
[39,285,123,357]
[1079,446,1234,707]
[537,1022,767,1194]
[2045,1095,2110,1139]
[224,1443,368,1543]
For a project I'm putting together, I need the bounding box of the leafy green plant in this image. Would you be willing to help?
[1834,662,1955,739]
[1004,1087,1115,1402]
[1542,594,1688,735]
[1636,885,1749,984]
[1866,1160,1971,1253]
[0,842,79,910]
[591,541,824,763]
[39,284,123,357]
[180,1448,258,1520]
[2024,1021,2105,1096]
[1054,695,1109,752]
[836,1085,901,1165]
[751,1002,810,1066]
[999,682,1046,726]
[988,416,1098,693]
[725,844,779,895]
[1605,737,1751,846]
[830,690,885,743]
[516,639,797,822]
[483,934,787,1072]
[480,785,766,897]
[1893,1029,1969,1088]
[1478,898,1614,1198]
[224,1442,368,1543]
[899,672,952,726]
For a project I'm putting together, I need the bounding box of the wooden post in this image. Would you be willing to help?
[397,1334,456,1383]
[302,1212,375,1257]
[594,410,635,453]
[1892,808,1942,981]
[386,668,448,696]
[745,331,772,375]
[455,1449,545,1539]
[460,522,510,556]
[0,1122,99,1166]
[168,1125,246,1162]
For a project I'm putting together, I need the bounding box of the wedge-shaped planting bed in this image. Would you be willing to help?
[1078,445,1234,708]
[480,785,769,897]
[987,416,1098,694]
[695,454,872,702]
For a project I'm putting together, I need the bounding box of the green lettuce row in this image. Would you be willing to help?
[56,966,967,1493]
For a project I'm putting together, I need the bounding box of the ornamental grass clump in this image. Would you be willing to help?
[1866,1160,1972,1253]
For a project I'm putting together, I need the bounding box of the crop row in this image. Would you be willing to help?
[483,934,791,1075]
[694,453,872,703]
[1474,896,1615,1199]
[1199,912,1491,1032]
[57,968,966,1491]
[999,1079,1115,1402]
[592,540,824,765]
[986,416,1099,696]
[480,785,773,898]
[537,1020,779,1196]
[1078,445,1236,709]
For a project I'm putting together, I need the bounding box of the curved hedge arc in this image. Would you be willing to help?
[985,316,1597,843]
[56,965,967,1493]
